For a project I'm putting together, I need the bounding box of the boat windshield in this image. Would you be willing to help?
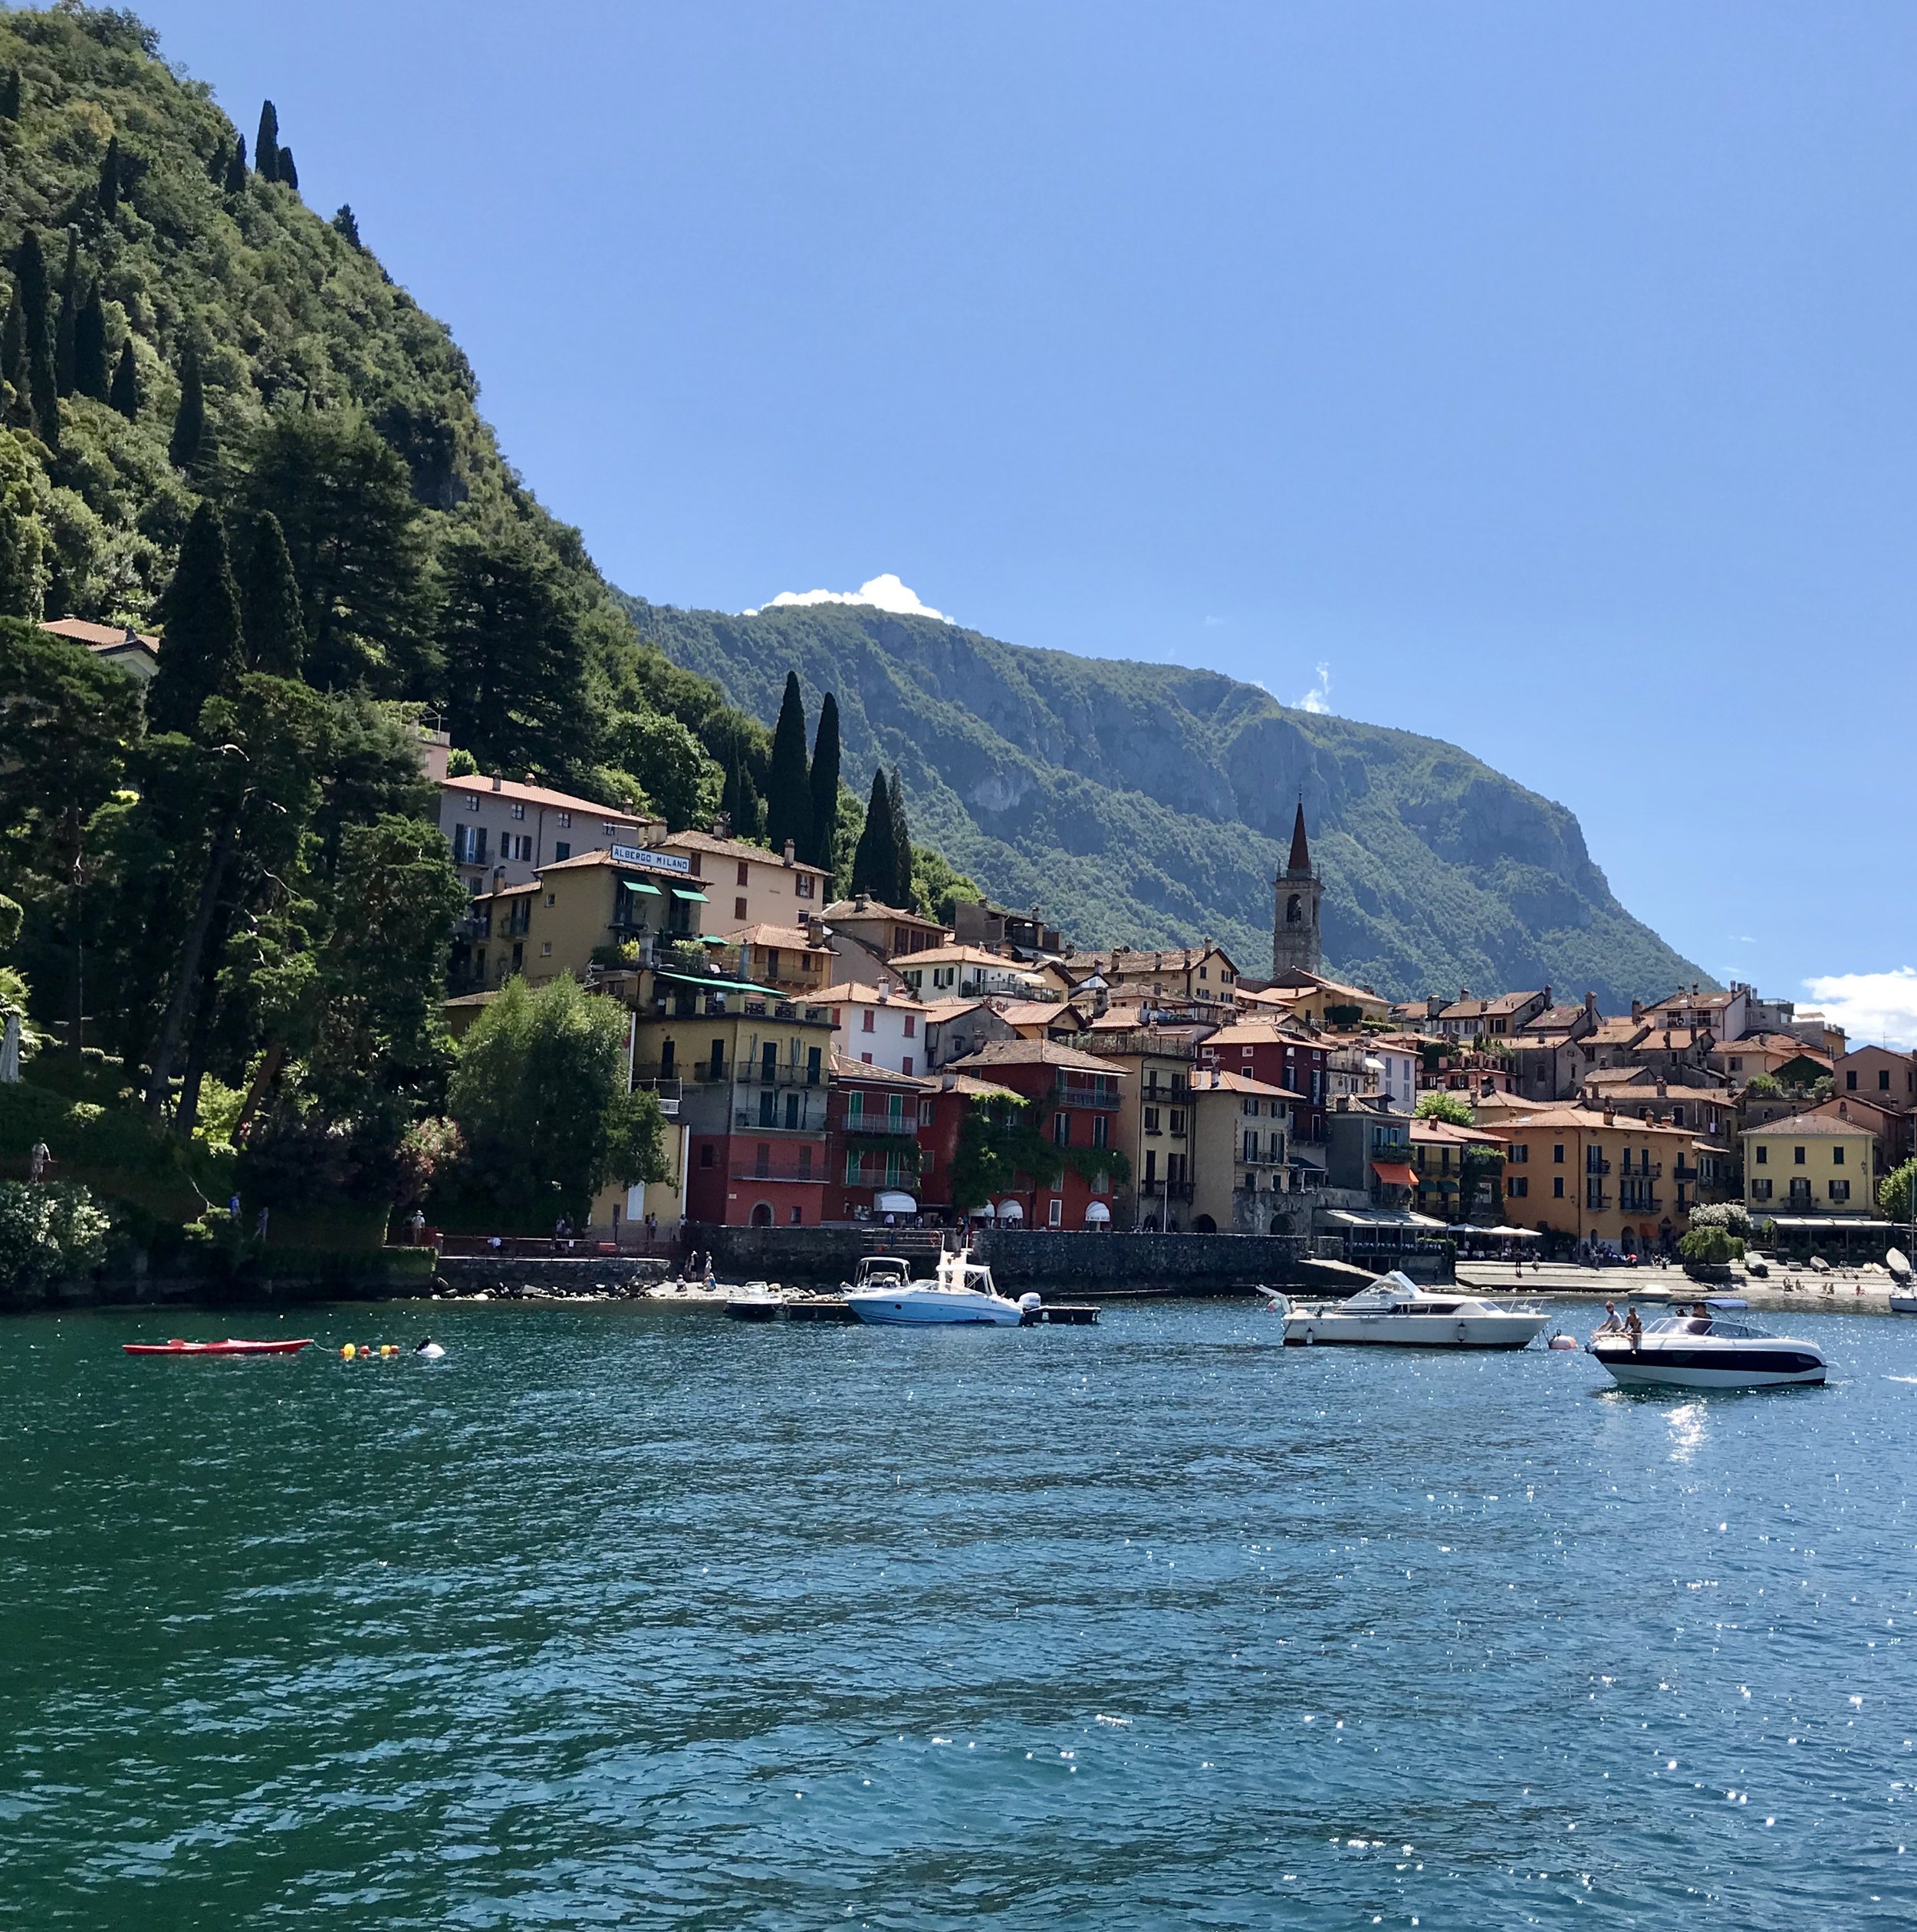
[1645,1315,1771,1339]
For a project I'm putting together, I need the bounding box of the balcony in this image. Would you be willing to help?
[730,1165,821,1185]
[1672,1161,1700,1183]
[632,1075,681,1117]
[1054,1084,1121,1110]
[838,1115,921,1138]
[1585,1158,1612,1176]
[1619,1161,1663,1180]
[1585,1192,1610,1210]
[1139,1178,1194,1201]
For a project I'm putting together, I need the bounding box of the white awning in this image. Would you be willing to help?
[874,1192,917,1214]
[1084,1201,1111,1223]
[1322,1208,1447,1229]
[995,1198,1024,1222]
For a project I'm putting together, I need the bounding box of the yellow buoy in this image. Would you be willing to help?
[341,1343,355,1359]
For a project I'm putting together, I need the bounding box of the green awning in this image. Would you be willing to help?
[696,934,731,945]
[653,970,788,997]
[622,879,663,896]
[672,887,708,901]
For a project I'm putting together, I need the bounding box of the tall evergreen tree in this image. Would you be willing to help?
[331,204,361,247]
[168,340,204,471]
[278,148,298,193]
[238,511,307,677]
[54,231,78,397]
[97,136,122,216]
[15,229,58,446]
[2,295,27,428]
[224,133,248,194]
[850,768,898,902]
[146,499,244,736]
[804,690,841,872]
[888,767,912,906]
[206,137,229,186]
[764,670,811,857]
[255,100,280,182]
[718,732,763,841]
[0,68,20,120]
[108,337,139,419]
[72,284,108,401]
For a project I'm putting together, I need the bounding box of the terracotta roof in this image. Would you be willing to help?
[949,1039,1127,1076]
[815,982,926,1007]
[441,772,650,821]
[1203,1019,1316,1048]
[1743,1113,1873,1137]
[1064,944,1239,976]
[1439,990,1544,1021]
[916,996,989,1023]
[1410,1118,1505,1147]
[1496,1108,1695,1137]
[1191,1068,1305,1101]
[823,897,932,922]
[995,999,1084,1027]
[663,828,830,876]
[42,616,159,652]
[936,1072,1026,1103]
[1519,1005,1589,1033]
[736,923,833,953]
[829,1051,934,1088]
[1638,1028,1709,1052]
[899,945,1047,970]
[1586,1019,1651,1046]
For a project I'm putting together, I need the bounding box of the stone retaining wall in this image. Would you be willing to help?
[436,1256,672,1293]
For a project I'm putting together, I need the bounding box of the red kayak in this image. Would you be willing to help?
[122,1338,315,1357]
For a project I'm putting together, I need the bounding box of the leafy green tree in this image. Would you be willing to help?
[223,133,247,194]
[1678,1225,1744,1266]
[1415,1091,1476,1127]
[0,1181,113,1292]
[15,229,58,446]
[437,518,588,778]
[447,975,666,1223]
[888,766,911,900]
[168,339,204,471]
[54,231,78,398]
[804,690,840,871]
[237,510,306,676]
[850,767,899,901]
[255,100,280,183]
[764,670,811,857]
[0,434,48,619]
[331,204,361,247]
[1880,1160,1917,1228]
[205,137,229,186]
[72,285,108,402]
[97,135,122,216]
[608,709,712,831]
[2,295,28,428]
[910,844,982,925]
[242,410,430,693]
[107,338,139,419]
[146,499,242,736]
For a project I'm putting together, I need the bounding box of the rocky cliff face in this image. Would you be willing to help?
[621,595,1706,1007]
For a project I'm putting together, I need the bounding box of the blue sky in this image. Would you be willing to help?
[143,2,1917,1036]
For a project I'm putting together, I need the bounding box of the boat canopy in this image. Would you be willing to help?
[874,1191,917,1214]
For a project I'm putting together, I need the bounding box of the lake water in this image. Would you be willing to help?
[3,1298,1915,1928]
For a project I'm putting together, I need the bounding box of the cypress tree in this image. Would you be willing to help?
[888,767,912,906]
[108,337,140,419]
[764,670,812,857]
[719,735,762,841]
[54,231,77,397]
[224,134,248,194]
[15,230,58,446]
[73,285,108,401]
[278,147,298,193]
[0,69,20,120]
[804,690,841,873]
[255,101,279,183]
[238,510,306,676]
[97,135,122,216]
[331,204,361,247]
[169,340,205,472]
[146,499,244,736]
[206,137,228,186]
[850,769,897,901]
[2,295,27,428]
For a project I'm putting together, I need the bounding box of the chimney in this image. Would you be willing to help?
[1542,986,1551,1006]
[1459,987,1470,1002]
[783,840,796,866]
[1603,1109,1615,1126]
[1630,999,1643,1022]
[1584,991,1597,1018]
[1655,1080,1667,1098]
[490,774,501,792]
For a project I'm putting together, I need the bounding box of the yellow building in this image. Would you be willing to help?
[1493,1107,1698,1255]
[1259,969,1393,1026]
[733,923,834,996]
[1189,1068,1297,1234]
[659,829,831,936]
[1078,1022,1205,1229]
[1741,1114,1876,1218]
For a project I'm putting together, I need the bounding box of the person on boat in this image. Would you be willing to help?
[1594,1302,1623,1335]
[1624,1305,1643,1348]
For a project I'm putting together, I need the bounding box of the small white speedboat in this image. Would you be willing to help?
[1887,1248,1917,1315]
[843,1248,1035,1327]
[724,1282,787,1321]
[1274,1270,1550,1350]
[1589,1313,1826,1389]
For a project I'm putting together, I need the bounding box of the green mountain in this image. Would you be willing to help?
[620,596,1708,1008]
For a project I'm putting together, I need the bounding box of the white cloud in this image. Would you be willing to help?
[743,574,949,622]
[1296,662,1332,714]
[1802,967,1917,1050]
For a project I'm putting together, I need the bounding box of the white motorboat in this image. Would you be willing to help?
[1589,1312,1826,1389]
[843,1248,1037,1327]
[1271,1270,1550,1350]
[1886,1247,1917,1315]
[724,1282,786,1321]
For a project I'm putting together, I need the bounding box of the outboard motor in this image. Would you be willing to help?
[1018,1292,1043,1324]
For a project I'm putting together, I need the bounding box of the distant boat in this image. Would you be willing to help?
[122,1338,314,1357]
[1273,1271,1550,1350]
[725,1283,787,1321]
[1888,1248,1917,1315]
[843,1248,1034,1327]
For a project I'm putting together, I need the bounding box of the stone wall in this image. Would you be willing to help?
[436,1256,672,1294]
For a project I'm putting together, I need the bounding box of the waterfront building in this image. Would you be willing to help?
[915,1070,1028,1219]
[1741,1112,1877,1219]
[1200,1018,1330,1152]
[1409,1117,1508,1224]
[826,1056,935,1222]
[1188,1068,1298,1233]
[1077,1019,1208,1231]
[818,982,931,1076]
[1492,1107,1699,1255]
[1325,1100,1418,1210]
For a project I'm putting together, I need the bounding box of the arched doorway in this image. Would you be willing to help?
[1192,1214,1217,1233]
[749,1202,773,1228]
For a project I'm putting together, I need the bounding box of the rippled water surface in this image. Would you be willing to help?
[4,1298,1916,1927]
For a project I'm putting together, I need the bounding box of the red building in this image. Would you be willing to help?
[1200,1019,1329,1147]
[827,1056,935,1221]
[944,1040,1126,1229]
[916,1071,1026,1218]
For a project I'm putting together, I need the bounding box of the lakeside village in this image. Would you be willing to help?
[396,714,1907,1282]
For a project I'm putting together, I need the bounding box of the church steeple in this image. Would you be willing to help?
[1272,797,1323,978]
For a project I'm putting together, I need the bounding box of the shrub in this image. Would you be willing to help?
[0,1180,113,1292]
[1679,1225,1744,1266]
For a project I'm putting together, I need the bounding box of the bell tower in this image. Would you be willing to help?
[1272,799,1323,978]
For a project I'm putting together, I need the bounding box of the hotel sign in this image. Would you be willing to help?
[610,844,692,874]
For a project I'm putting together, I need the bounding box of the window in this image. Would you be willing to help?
[1751,1177,1771,1199]
[1169,1109,1185,1136]
[807,1047,821,1084]
[1830,1179,1850,1203]
[847,1150,863,1184]
[862,1010,876,1033]
[602,821,618,838]
[795,874,814,900]
[699,1144,715,1169]
[1847,1070,1858,1091]
[540,941,552,956]
[1832,1144,1846,1167]
[1509,1175,1527,1198]
[919,1100,935,1127]
[511,802,526,821]
[1794,1146,1806,1166]
[558,811,570,828]
[544,892,555,907]
[1244,1131,1258,1163]
[798,1146,812,1179]
[735,897,748,921]
[790,1206,803,1226]
[1880,1069,1892,1091]
[1047,1196,1063,1229]
[554,842,570,861]
[709,1038,725,1075]
[1144,1107,1161,1134]
[1755,1144,1767,1164]
[860,1052,873,1065]
[1509,1143,1528,1163]
[1789,1177,1811,1203]
[1053,1112,1070,1147]
[1553,1144,1565,1164]
[903,1015,916,1038]
[1092,1114,1109,1150]
[737,861,750,886]
[1553,1177,1564,1199]
[902,1056,914,1075]
[1586,1179,1603,1210]
[463,794,482,814]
